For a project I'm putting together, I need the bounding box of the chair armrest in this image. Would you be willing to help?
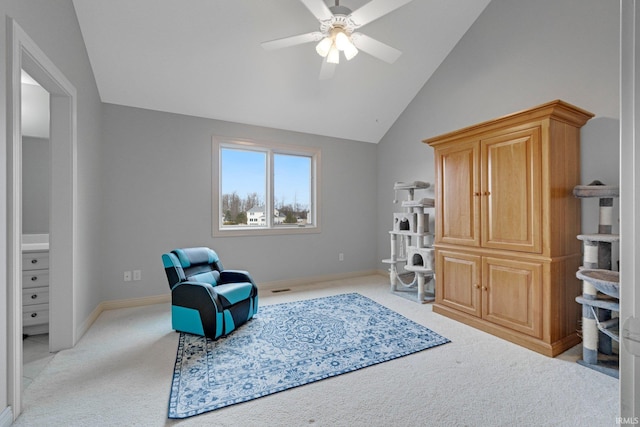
[171,281,217,300]
[220,270,255,285]
[170,281,223,339]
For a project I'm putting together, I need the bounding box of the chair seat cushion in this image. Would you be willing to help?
[186,270,221,286]
[213,282,254,307]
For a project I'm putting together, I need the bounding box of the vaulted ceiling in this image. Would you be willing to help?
[72,0,491,143]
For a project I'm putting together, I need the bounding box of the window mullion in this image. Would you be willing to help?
[267,148,274,228]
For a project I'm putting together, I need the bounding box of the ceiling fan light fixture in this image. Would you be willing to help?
[343,42,358,60]
[327,44,340,64]
[315,37,333,57]
[334,30,350,51]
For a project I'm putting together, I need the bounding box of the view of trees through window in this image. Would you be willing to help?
[220,146,312,228]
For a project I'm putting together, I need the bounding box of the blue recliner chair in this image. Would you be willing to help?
[162,247,258,339]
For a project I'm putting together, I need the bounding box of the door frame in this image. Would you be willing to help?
[7,18,77,418]
[620,0,640,418]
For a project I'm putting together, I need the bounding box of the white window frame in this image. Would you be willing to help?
[212,136,321,237]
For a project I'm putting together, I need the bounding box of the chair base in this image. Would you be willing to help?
[172,295,258,340]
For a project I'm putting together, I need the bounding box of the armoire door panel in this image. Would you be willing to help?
[481,127,542,253]
[437,250,481,317]
[436,141,480,247]
[482,257,542,338]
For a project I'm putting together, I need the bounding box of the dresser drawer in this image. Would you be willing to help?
[22,270,50,289]
[22,252,49,271]
[23,286,49,306]
[23,303,49,326]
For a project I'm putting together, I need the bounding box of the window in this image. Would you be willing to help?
[212,136,321,236]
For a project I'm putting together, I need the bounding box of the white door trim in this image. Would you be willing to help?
[7,19,77,419]
[620,0,640,419]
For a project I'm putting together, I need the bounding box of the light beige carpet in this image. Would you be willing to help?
[14,275,618,426]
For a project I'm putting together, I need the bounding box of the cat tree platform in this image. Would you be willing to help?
[576,269,620,299]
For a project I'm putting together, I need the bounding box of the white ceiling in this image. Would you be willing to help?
[72,0,490,143]
[21,71,50,139]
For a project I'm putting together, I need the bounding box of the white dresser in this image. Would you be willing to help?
[22,234,50,336]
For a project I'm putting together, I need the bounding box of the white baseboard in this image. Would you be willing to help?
[76,271,386,340]
[76,294,170,340]
[99,294,171,311]
[0,406,13,427]
[259,270,382,292]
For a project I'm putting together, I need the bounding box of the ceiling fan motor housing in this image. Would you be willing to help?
[322,6,356,35]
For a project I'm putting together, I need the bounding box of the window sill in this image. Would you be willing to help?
[213,225,321,238]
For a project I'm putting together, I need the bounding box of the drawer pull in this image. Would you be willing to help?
[31,294,38,300]
[31,259,38,264]
[31,276,38,281]
[31,313,38,318]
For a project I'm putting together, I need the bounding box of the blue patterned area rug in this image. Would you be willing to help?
[168,292,450,419]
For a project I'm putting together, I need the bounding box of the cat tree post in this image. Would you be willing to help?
[576,235,601,365]
[389,233,398,291]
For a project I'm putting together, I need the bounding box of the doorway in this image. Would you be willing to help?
[7,19,77,418]
[20,69,52,389]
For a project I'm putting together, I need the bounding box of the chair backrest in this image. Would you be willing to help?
[162,247,224,289]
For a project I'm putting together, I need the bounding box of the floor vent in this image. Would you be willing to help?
[271,288,291,293]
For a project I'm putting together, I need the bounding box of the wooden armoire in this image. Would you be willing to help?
[424,100,594,357]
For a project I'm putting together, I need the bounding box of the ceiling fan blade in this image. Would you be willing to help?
[261,32,324,51]
[349,0,414,27]
[300,0,334,22]
[319,58,336,80]
[351,33,402,64]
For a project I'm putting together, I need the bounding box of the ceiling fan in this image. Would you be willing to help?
[261,0,414,79]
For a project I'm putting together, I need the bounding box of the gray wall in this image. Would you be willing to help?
[376,0,621,270]
[100,104,378,302]
[22,137,50,234]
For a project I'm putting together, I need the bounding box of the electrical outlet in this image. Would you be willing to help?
[133,270,142,281]
[124,271,132,282]
[339,253,344,261]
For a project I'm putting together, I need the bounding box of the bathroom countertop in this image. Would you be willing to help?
[22,234,49,252]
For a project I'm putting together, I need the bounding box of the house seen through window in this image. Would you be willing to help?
[213,137,320,236]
